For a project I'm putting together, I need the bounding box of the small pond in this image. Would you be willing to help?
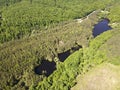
[93,19,112,37]
[34,60,56,77]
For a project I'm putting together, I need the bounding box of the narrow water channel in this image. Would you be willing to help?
[93,19,112,37]
[58,45,82,62]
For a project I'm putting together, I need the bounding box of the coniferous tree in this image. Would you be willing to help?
[30,0,32,4]
[0,12,1,26]
[5,0,9,6]
[54,0,56,6]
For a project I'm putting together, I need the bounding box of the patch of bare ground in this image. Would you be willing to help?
[71,63,120,90]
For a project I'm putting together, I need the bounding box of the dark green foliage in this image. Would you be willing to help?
[0,0,119,90]
[0,15,97,90]
[0,0,113,43]
[0,0,22,8]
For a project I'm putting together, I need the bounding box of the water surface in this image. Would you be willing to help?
[58,45,82,62]
[93,19,112,37]
[34,60,56,76]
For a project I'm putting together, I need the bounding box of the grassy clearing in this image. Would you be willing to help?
[100,35,120,65]
[72,62,120,90]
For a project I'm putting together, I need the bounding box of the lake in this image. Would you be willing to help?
[93,19,112,37]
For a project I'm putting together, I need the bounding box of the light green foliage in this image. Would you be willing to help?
[98,30,120,65]
[107,1,120,23]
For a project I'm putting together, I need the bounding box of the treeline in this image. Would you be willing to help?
[0,0,113,43]
[107,1,120,23]
[0,0,22,7]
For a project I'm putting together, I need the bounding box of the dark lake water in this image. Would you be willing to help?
[58,45,82,62]
[34,45,82,76]
[34,60,56,77]
[58,49,71,62]
[93,19,112,37]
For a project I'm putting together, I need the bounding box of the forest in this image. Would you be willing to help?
[0,0,112,43]
[0,0,120,90]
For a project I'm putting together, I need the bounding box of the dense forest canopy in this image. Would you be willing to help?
[0,0,112,43]
[0,0,120,90]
